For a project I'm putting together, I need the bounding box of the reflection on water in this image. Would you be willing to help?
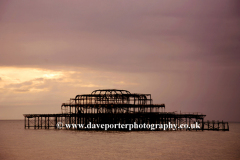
[0,121,239,160]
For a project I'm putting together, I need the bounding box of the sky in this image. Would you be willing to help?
[0,0,239,121]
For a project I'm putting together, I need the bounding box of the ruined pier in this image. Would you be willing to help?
[23,89,229,131]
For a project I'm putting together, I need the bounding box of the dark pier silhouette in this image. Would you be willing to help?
[23,89,229,131]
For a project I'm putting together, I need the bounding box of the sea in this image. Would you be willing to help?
[0,120,239,160]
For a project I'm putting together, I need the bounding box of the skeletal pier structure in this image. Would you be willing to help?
[23,89,229,131]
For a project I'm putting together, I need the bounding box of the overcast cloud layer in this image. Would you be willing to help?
[0,0,240,121]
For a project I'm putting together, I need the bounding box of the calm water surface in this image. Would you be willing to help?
[0,120,239,160]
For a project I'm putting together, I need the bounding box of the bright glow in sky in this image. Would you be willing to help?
[0,67,63,83]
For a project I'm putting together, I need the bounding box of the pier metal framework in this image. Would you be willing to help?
[61,89,165,115]
[23,89,229,131]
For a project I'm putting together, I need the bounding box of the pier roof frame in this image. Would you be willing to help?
[91,89,131,95]
[74,89,151,100]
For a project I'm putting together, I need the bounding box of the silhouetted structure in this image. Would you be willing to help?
[23,89,229,131]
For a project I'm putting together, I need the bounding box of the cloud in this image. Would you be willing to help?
[13,89,30,92]
[0,0,239,73]
[0,67,142,95]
